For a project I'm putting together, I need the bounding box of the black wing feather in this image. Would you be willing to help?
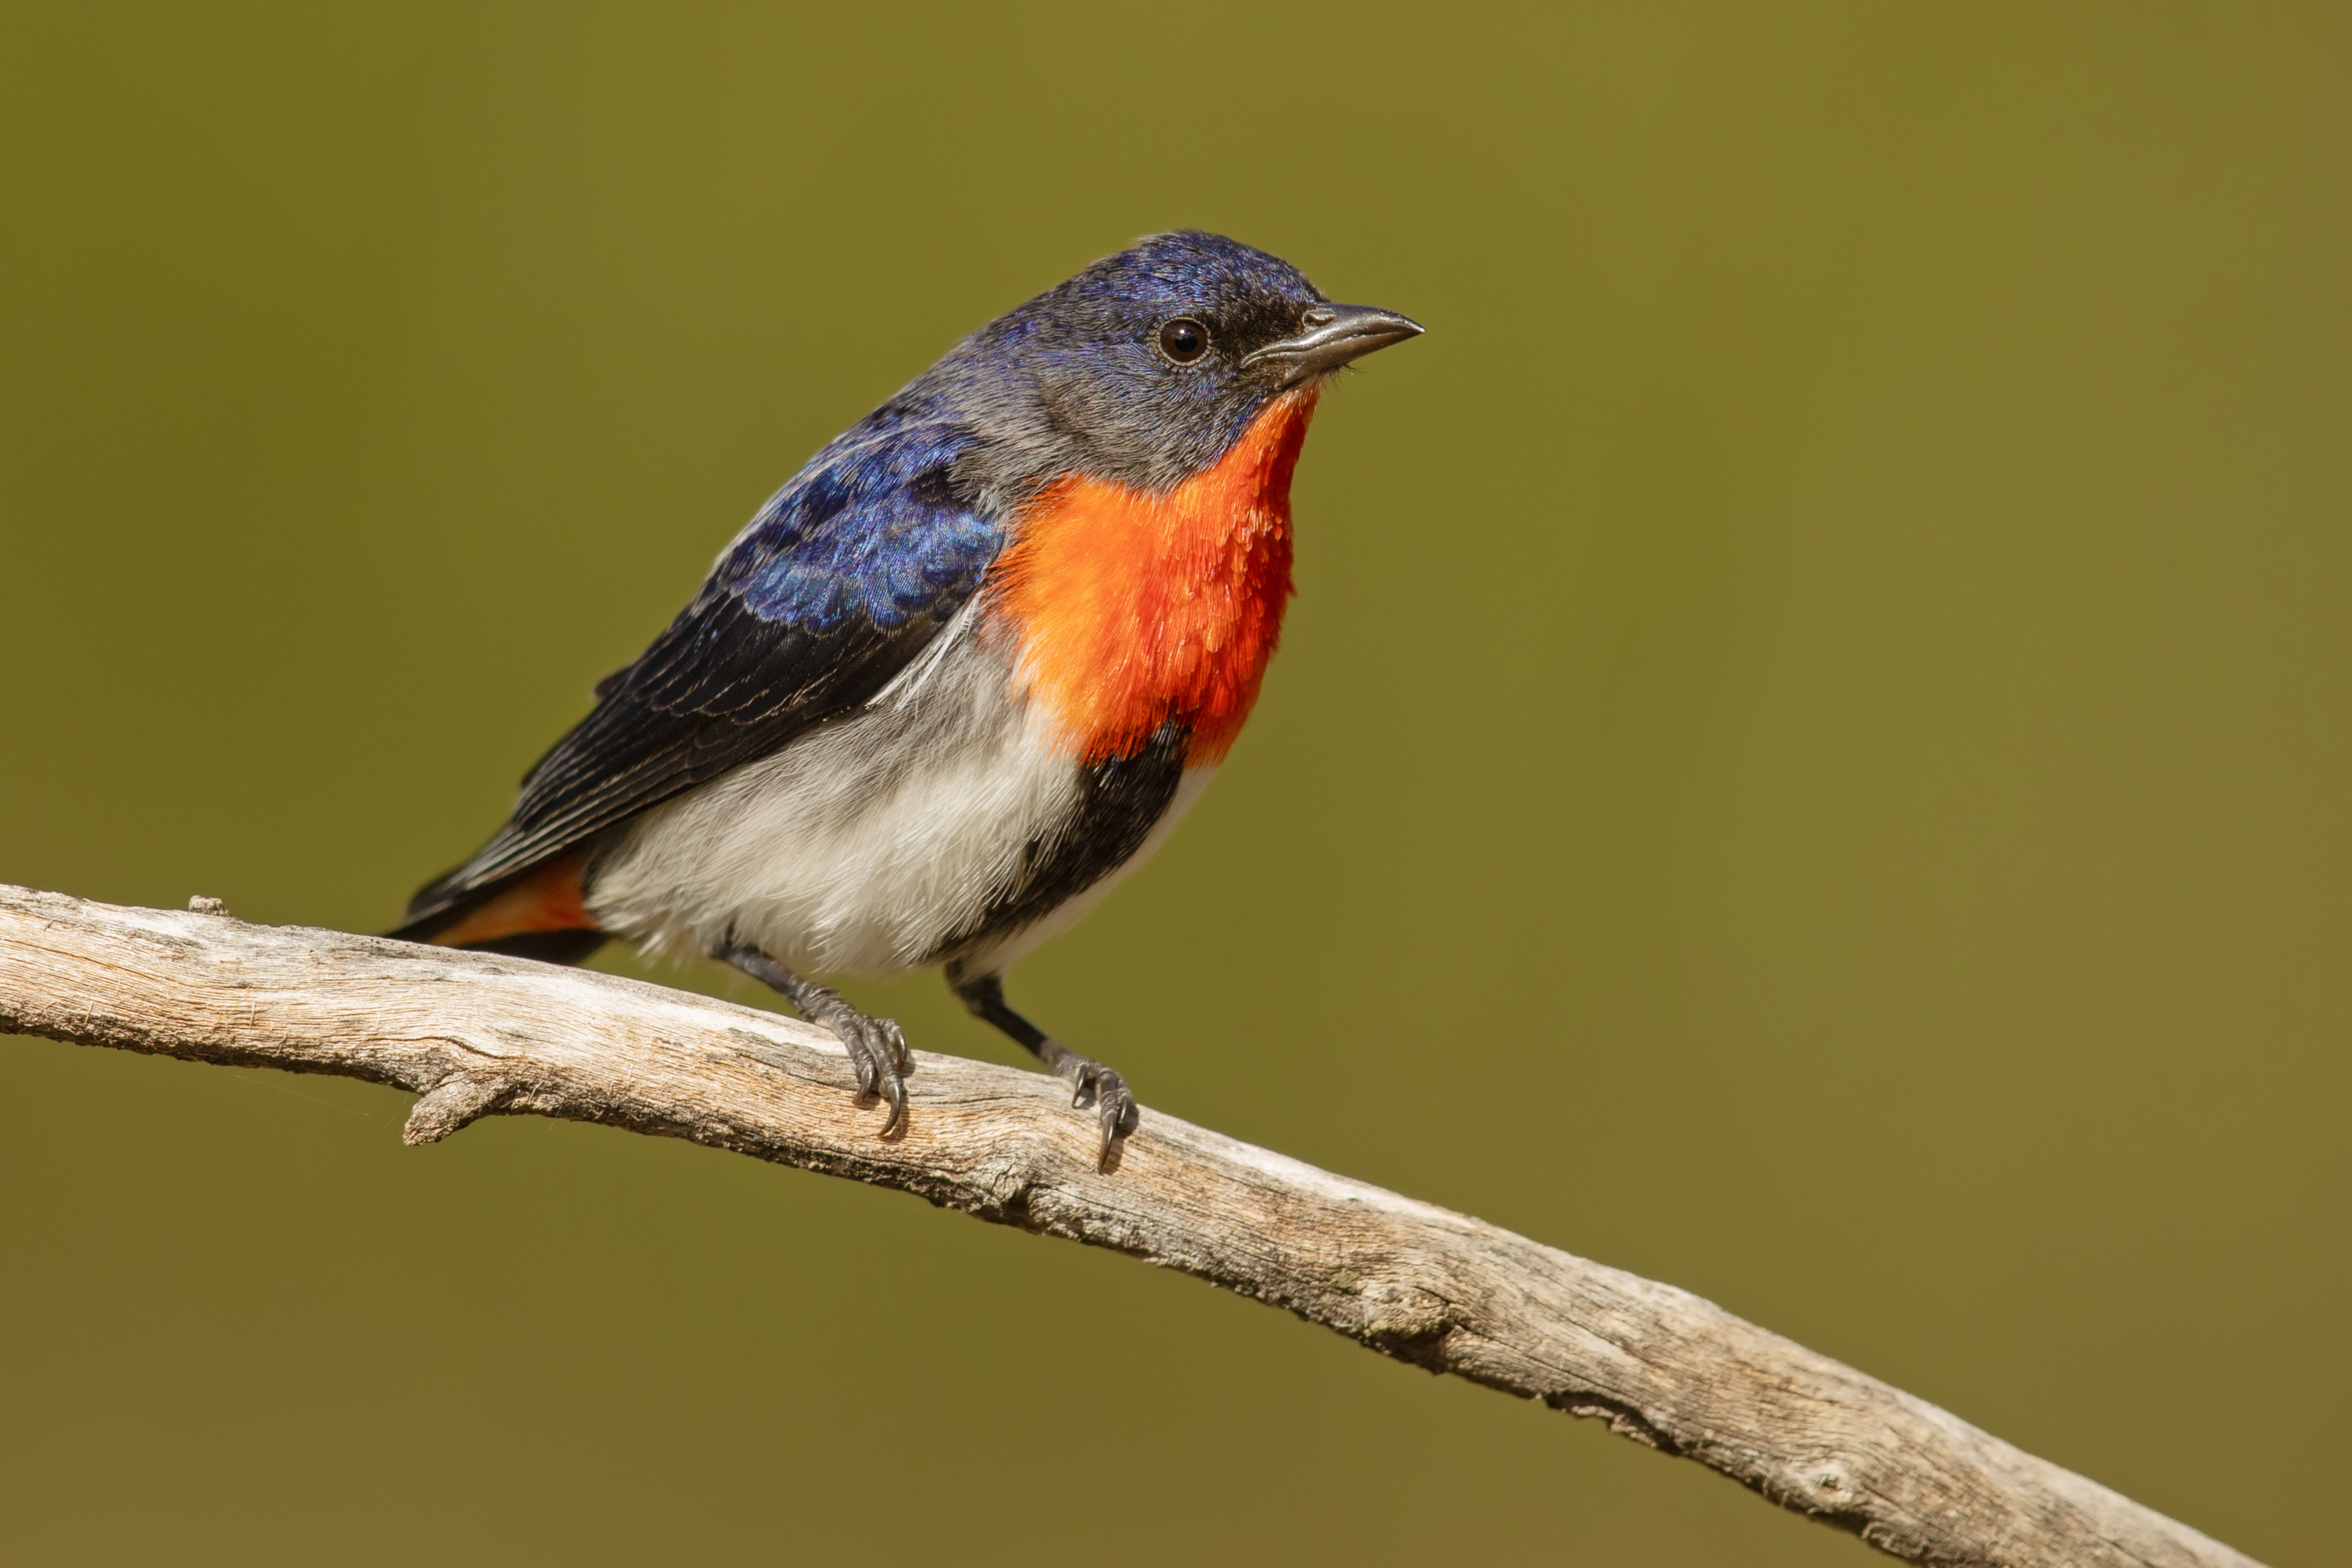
[399,593,953,933]
[397,414,1002,937]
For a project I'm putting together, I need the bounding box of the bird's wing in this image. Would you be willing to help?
[401,417,1005,929]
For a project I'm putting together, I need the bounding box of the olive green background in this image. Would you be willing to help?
[3,3,2345,1564]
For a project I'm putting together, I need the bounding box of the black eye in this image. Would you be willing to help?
[1156,316,1210,364]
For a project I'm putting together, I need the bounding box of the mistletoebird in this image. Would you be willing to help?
[393,231,1424,1155]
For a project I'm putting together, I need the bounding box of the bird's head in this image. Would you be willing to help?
[944,230,1423,497]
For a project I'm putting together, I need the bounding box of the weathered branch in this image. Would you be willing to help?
[0,883,2256,1568]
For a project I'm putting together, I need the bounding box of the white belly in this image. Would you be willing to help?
[584,631,1209,978]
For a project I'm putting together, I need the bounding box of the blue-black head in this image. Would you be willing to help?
[927,231,1422,498]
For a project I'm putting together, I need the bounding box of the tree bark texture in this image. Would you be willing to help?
[0,885,2259,1568]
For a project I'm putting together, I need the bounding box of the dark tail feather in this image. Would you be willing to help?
[450,928,609,964]
[385,850,607,967]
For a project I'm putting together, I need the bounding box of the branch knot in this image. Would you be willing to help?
[402,1070,518,1146]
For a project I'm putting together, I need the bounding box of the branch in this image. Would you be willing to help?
[0,884,2256,1568]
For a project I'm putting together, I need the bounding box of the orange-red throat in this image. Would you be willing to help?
[991,387,1317,766]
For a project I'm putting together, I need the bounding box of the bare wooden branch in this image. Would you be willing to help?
[0,884,2258,1568]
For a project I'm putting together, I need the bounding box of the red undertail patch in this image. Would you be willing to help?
[427,852,596,948]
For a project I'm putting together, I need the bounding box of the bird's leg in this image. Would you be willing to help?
[713,940,911,1136]
[947,965,1138,1161]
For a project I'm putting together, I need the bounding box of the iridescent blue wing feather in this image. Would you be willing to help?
[400,416,1004,928]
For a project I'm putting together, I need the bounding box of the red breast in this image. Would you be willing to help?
[988,388,1317,766]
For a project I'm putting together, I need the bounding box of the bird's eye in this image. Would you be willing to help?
[1156,317,1210,364]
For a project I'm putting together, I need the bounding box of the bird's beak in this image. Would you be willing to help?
[1243,303,1425,385]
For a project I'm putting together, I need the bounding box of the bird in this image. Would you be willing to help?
[390,230,1423,1158]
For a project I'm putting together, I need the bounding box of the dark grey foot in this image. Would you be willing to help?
[716,941,911,1136]
[1044,1045,1139,1161]
[947,966,1138,1163]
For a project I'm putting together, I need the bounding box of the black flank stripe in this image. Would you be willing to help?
[933,720,1189,966]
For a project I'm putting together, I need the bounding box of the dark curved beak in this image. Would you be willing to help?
[1243,303,1425,385]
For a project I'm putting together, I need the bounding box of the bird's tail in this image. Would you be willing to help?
[386,850,609,965]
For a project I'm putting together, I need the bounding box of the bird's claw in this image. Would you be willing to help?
[941,972,1136,1166]
[709,944,911,1136]
[1061,1056,1139,1164]
[835,1011,911,1137]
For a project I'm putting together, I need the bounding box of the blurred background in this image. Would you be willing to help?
[3,3,2345,1563]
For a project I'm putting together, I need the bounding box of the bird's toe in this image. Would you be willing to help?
[876,1013,913,1080]
[852,1016,911,1136]
[1067,1060,1139,1162]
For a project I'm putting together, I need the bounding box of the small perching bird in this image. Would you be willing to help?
[392,231,1423,1156]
